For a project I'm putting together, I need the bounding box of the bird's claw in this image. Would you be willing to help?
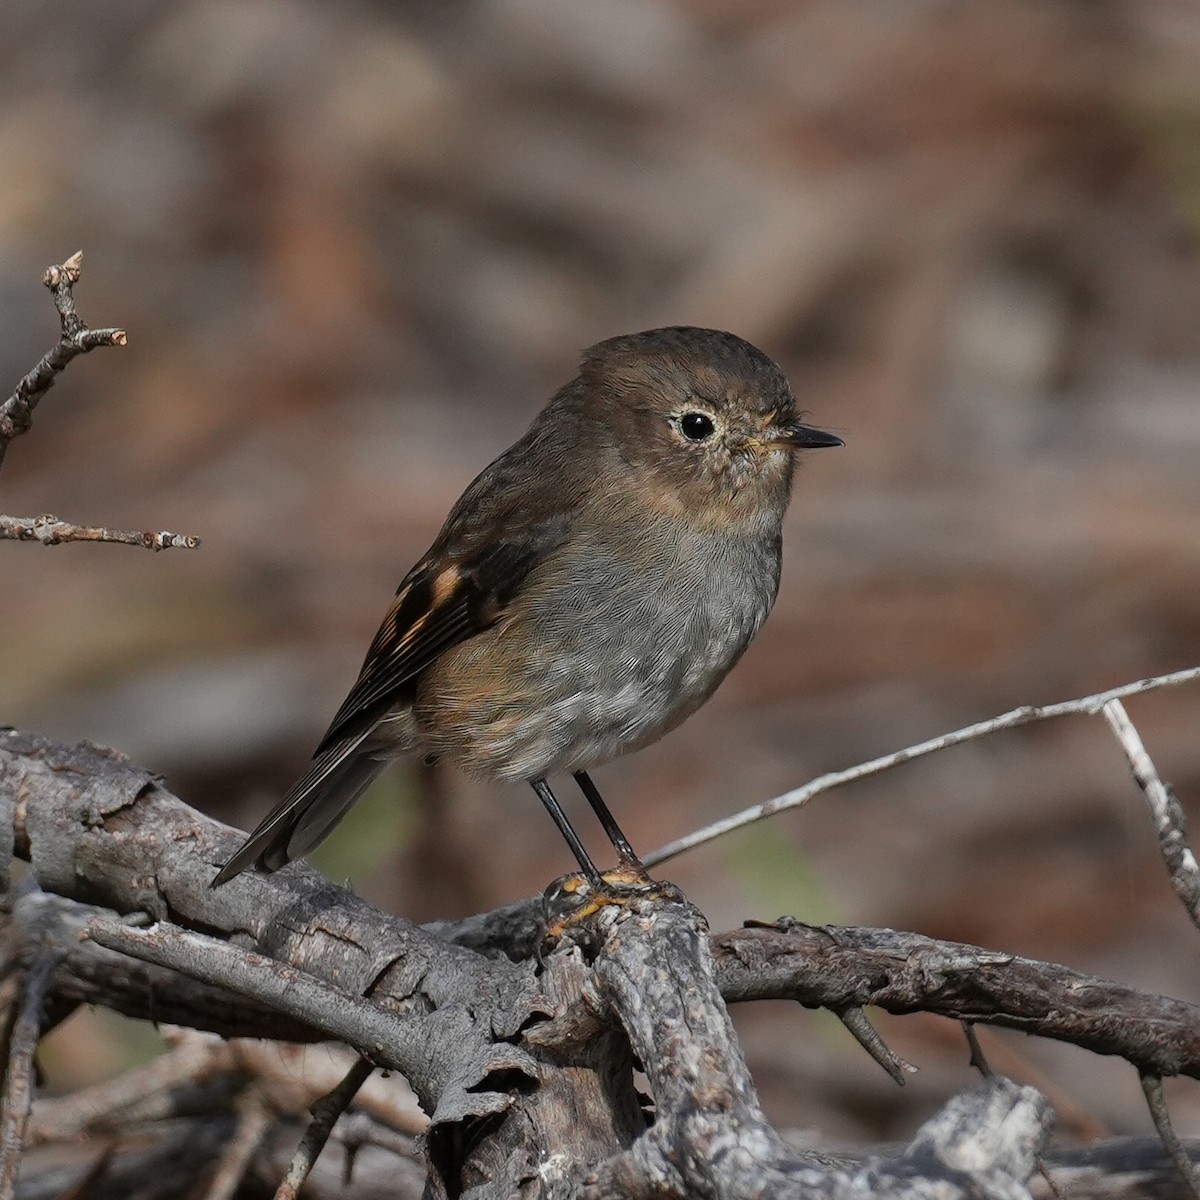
[541,864,682,945]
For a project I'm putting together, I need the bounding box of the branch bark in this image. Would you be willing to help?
[4,724,1195,1195]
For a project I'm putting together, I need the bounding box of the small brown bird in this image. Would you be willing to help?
[212,327,841,887]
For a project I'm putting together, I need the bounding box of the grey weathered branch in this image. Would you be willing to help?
[0,883,317,1043]
[426,901,1200,1081]
[0,727,1071,1197]
[13,797,1200,1086]
[0,944,61,1200]
[710,922,1200,1081]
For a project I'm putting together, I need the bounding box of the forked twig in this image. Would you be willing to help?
[0,253,201,551]
[0,252,126,473]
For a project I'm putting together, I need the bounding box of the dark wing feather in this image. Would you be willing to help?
[211,519,570,886]
[315,562,484,750]
[317,529,560,750]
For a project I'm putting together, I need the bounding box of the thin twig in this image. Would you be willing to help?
[1140,1073,1200,1200]
[0,513,200,551]
[961,1021,993,1077]
[274,1058,374,1200]
[1103,699,1200,931]
[202,1086,273,1200]
[0,252,126,473]
[0,949,64,1200]
[645,666,1200,867]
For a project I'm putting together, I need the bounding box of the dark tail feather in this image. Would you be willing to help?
[211,733,384,886]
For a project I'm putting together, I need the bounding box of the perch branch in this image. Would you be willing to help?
[646,665,1200,867]
[4,728,1064,1197]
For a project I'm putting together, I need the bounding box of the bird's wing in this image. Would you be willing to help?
[316,524,568,752]
[209,522,571,887]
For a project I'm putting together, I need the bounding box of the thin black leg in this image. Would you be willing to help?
[531,778,601,886]
[573,771,641,866]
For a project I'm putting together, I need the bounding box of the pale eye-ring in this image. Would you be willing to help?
[679,412,715,442]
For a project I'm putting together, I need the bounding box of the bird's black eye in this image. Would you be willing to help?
[679,412,715,441]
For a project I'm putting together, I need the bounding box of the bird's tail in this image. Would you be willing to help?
[211,732,385,886]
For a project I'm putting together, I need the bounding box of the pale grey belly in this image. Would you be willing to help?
[408,530,780,781]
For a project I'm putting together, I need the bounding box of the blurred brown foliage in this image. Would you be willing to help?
[3,0,1200,1144]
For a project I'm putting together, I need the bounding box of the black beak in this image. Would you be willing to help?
[780,422,844,449]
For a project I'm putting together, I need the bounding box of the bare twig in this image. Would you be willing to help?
[202,1086,273,1200]
[962,1021,993,1077]
[0,252,126,473]
[0,513,200,551]
[645,666,1200,867]
[0,255,200,553]
[1140,1073,1200,1200]
[1103,699,1200,931]
[0,949,63,1200]
[274,1058,374,1200]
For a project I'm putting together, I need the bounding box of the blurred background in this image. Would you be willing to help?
[3,0,1200,1152]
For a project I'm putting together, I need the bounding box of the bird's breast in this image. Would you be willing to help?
[413,518,782,780]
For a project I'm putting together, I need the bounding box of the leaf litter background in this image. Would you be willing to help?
[2,0,1200,1150]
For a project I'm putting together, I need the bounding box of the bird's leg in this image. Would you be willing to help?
[530,778,602,887]
[572,771,644,870]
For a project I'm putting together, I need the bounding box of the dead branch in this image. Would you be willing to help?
[0,727,1071,1197]
[711,922,1200,1080]
[274,1058,374,1200]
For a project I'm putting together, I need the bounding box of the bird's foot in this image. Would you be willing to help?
[541,864,682,945]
